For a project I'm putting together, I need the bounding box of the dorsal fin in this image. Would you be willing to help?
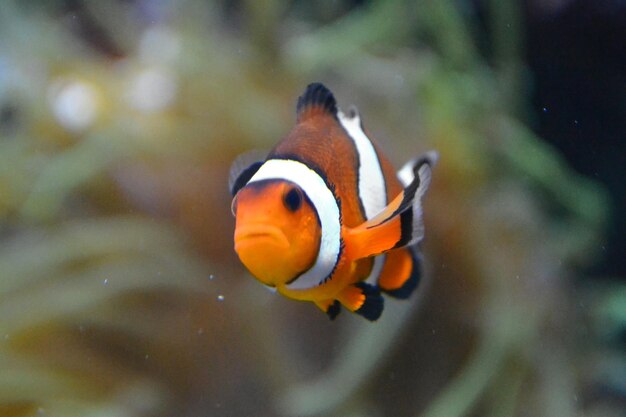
[296,83,337,122]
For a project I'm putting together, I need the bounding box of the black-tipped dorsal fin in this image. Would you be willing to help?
[296,83,337,122]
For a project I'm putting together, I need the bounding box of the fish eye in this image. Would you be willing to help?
[283,186,303,212]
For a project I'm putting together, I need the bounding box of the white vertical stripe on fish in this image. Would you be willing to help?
[339,109,388,284]
[338,109,387,219]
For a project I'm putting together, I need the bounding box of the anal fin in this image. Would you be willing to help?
[379,248,421,299]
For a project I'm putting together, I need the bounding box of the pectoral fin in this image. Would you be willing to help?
[228,150,267,196]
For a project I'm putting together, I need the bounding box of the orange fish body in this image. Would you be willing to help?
[230,83,436,320]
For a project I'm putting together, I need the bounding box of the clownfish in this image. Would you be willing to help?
[230,83,436,321]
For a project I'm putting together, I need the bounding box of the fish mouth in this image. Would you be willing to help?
[234,224,290,250]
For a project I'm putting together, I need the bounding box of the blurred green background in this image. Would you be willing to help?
[0,1,624,416]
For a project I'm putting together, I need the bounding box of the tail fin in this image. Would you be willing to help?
[343,151,437,260]
[395,151,438,247]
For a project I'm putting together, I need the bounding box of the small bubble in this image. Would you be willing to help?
[432,329,436,334]
[37,408,45,415]
[145,354,150,360]
[3,334,9,340]
[574,119,579,125]
[103,278,109,285]
[78,325,85,333]
[542,107,548,113]
[197,328,204,335]
[217,295,225,301]
[208,274,214,280]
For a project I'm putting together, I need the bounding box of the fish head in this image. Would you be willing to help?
[232,179,321,287]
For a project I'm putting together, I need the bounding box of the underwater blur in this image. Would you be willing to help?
[0,1,624,416]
